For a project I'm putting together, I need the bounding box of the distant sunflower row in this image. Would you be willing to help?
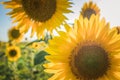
[5,41,47,62]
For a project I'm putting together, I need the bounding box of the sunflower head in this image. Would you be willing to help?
[22,0,56,22]
[31,42,41,50]
[44,15,120,80]
[6,45,21,62]
[70,42,110,79]
[80,1,100,19]
[2,0,73,38]
[8,26,23,43]
[31,41,47,50]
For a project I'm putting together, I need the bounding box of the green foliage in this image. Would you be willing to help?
[0,56,14,80]
[34,51,48,65]
[0,40,52,80]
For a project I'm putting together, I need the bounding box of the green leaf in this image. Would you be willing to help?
[34,51,48,65]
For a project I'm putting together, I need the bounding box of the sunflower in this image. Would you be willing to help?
[44,15,120,80]
[6,45,21,62]
[2,0,72,38]
[80,1,100,19]
[31,41,47,50]
[31,42,41,50]
[8,26,23,43]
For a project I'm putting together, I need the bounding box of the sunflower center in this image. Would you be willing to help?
[9,50,17,57]
[22,0,56,22]
[70,43,110,79]
[83,8,96,19]
[11,29,20,39]
[35,44,38,47]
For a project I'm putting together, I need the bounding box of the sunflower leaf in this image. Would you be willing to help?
[34,51,48,65]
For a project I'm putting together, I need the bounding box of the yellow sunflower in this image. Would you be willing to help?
[2,0,72,38]
[31,42,41,50]
[6,45,21,62]
[31,41,47,50]
[8,26,23,43]
[80,1,100,19]
[44,15,120,80]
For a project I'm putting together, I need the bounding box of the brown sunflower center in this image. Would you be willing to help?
[11,29,20,39]
[22,0,56,22]
[70,43,110,79]
[35,44,38,47]
[9,50,17,57]
[83,8,96,19]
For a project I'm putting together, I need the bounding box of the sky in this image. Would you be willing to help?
[0,0,120,42]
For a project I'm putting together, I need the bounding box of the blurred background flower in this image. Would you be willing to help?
[80,1,100,19]
[8,26,24,43]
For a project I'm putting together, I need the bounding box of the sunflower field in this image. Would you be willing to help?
[1,0,120,80]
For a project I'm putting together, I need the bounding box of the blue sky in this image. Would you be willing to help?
[0,0,11,41]
[0,0,120,42]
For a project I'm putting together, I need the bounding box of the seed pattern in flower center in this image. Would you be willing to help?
[11,29,20,39]
[22,0,56,22]
[83,8,96,19]
[9,50,17,57]
[70,43,110,80]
